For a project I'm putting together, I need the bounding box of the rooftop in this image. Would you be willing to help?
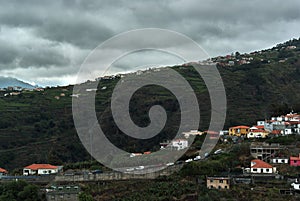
[251,159,273,168]
[24,164,58,170]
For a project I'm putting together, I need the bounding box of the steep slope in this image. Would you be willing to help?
[0,39,299,170]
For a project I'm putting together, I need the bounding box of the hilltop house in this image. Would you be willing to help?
[250,159,277,174]
[206,177,230,189]
[290,154,300,167]
[0,168,8,176]
[23,164,60,176]
[229,126,250,137]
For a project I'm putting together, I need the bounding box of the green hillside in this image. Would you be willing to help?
[0,38,300,170]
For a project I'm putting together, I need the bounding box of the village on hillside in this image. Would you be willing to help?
[1,112,300,200]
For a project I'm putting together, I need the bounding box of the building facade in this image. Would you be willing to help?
[229,126,250,137]
[206,177,230,189]
[23,164,59,176]
[250,159,277,174]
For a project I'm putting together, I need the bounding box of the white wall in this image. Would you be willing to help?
[23,168,58,175]
[270,158,288,164]
[38,168,58,175]
[250,167,275,174]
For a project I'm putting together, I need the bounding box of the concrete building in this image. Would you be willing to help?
[45,185,80,201]
[250,142,283,161]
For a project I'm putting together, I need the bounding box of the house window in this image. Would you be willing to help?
[219,180,223,183]
[266,169,269,172]
[210,185,213,189]
[253,168,257,172]
[218,186,221,189]
[225,186,228,189]
[276,159,278,163]
[210,180,213,183]
[281,159,284,163]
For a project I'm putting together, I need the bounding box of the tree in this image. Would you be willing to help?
[78,192,94,201]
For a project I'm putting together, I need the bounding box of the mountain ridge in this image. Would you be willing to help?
[0,76,36,89]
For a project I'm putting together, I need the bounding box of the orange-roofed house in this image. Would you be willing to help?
[247,129,269,138]
[229,126,250,137]
[250,159,277,174]
[0,168,8,176]
[23,164,59,176]
[290,154,300,167]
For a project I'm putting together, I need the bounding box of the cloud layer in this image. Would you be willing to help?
[0,0,299,86]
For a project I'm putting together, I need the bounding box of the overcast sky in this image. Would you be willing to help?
[0,0,300,86]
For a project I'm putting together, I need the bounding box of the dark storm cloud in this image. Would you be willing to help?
[0,0,299,85]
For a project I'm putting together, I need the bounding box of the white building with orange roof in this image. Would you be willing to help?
[23,164,59,176]
[0,168,8,176]
[250,159,277,174]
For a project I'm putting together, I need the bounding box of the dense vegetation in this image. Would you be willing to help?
[0,38,300,170]
[0,181,40,201]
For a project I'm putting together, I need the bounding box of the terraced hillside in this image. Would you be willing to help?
[0,39,300,170]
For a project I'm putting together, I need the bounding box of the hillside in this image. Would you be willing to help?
[0,38,300,170]
[0,76,36,89]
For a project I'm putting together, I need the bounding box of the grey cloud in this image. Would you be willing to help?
[0,0,299,85]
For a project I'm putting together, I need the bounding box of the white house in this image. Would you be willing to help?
[170,139,188,150]
[257,121,265,126]
[291,179,300,190]
[284,128,293,135]
[250,159,277,174]
[182,130,203,138]
[23,164,59,176]
[270,158,289,164]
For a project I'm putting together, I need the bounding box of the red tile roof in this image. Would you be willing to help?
[231,126,250,129]
[251,159,273,168]
[251,129,268,133]
[0,168,7,173]
[290,157,300,161]
[271,130,281,135]
[255,125,265,129]
[24,164,58,170]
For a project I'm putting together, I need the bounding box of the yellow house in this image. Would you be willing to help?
[207,177,230,189]
[229,126,250,137]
